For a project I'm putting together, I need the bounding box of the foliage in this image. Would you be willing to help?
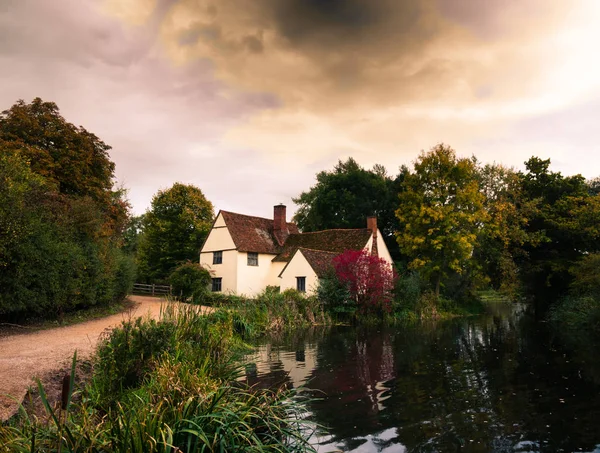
[392,268,422,314]
[137,183,214,283]
[332,249,396,316]
[293,157,404,259]
[1,304,317,452]
[515,158,600,312]
[121,214,145,254]
[569,253,600,298]
[169,261,212,302]
[0,98,128,237]
[472,163,538,297]
[210,288,329,336]
[316,272,355,317]
[396,144,487,298]
[0,99,134,320]
[0,153,135,319]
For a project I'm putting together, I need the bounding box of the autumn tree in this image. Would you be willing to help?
[395,144,487,298]
[0,105,134,320]
[473,163,541,297]
[332,249,396,315]
[137,183,214,283]
[0,98,128,237]
[293,158,404,259]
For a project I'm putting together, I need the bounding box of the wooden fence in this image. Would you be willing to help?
[132,283,172,296]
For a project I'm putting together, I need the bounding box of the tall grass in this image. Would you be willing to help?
[0,302,317,452]
[205,288,329,338]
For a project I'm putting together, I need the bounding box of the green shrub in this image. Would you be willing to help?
[169,261,211,302]
[393,270,422,313]
[91,317,178,403]
[315,273,354,319]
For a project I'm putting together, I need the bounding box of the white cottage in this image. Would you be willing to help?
[199,205,392,296]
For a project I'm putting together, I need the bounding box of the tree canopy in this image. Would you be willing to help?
[292,157,403,258]
[0,99,134,319]
[137,183,214,283]
[0,98,115,202]
[395,144,487,296]
[514,157,600,311]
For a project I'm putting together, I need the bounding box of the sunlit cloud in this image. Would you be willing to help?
[2,0,600,218]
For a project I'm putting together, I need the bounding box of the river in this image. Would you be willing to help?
[241,303,600,452]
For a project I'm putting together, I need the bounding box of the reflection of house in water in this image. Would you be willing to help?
[241,343,319,390]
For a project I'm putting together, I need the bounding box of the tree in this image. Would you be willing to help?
[293,158,404,259]
[473,163,540,297]
[332,249,396,315]
[0,99,135,320]
[515,157,600,312]
[0,149,134,319]
[395,144,487,298]
[0,98,128,237]
[137,183,214,283]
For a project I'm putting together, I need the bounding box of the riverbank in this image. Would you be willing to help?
[0,296,174,422]
[0,296,320,451]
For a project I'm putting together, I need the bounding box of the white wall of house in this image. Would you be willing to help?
[236,252,279,296]
[200,250,238,293]
[363,229,393,266]
[279,251,319,295]
[199,213,238,293]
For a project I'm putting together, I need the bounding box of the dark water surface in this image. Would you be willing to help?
[241,304,600,452]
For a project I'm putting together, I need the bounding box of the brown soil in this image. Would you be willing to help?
[0,295,198,422]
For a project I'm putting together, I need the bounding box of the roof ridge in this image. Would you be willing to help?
[221,210,297,225]
[292,228,369,235]
[297,247,339,254]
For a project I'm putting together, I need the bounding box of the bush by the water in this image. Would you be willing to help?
[206,287,328,336]
[0,303,317,452]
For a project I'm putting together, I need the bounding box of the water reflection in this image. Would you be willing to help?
[242,305,600,452]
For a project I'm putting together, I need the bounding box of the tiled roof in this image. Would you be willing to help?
[298,248,339,278]
[273,229,372,262]
[220,211,299,254]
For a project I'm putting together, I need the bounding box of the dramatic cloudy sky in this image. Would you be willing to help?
[2,0,600,218]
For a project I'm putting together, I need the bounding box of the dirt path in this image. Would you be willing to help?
[0,295,178,421]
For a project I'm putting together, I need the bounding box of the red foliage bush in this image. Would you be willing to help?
[332,249,397,314]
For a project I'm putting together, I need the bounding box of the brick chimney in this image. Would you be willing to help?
[273,204,289,246]
[367,216,379,257]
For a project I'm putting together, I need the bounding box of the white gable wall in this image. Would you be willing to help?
[280,251,319,295]
[199,212,238,293]
[376,229,393,264]
[363,230,393,265]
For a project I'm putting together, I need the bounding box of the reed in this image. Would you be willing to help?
[0,302,317,452]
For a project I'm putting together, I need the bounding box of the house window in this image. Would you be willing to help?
[247,252,258,266]
[296,277,306,293]
[211,278,222,292]
[213,251,223,265]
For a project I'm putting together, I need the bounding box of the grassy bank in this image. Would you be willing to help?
[1,300,319,452]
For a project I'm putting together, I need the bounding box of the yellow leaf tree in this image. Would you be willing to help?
[395,144,487,298]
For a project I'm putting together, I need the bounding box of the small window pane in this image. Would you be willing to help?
[296,277,306,292]
[213,251,223,264]
[211,278,222,292]
[247,252,258,266]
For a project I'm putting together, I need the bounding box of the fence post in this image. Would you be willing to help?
[152,284,155,296]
